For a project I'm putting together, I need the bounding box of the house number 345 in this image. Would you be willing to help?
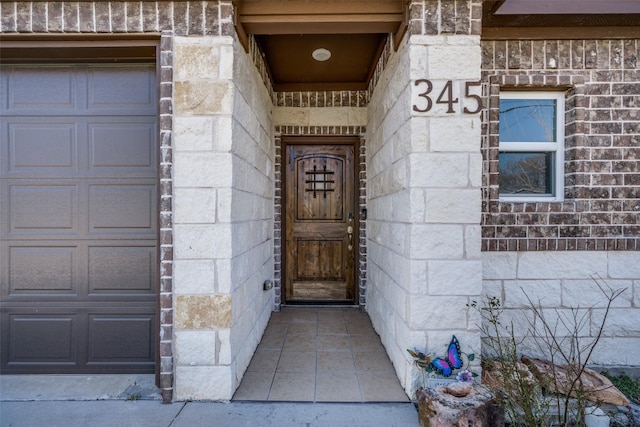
[412,79,482,114]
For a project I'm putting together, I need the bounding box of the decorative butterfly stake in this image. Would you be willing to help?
[430,335,464,377]
[407,335,476,380]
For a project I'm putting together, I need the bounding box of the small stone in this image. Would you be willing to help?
[482,359,537,390]
[443,382,473,397]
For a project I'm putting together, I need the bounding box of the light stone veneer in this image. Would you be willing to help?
[172,35,274,401]
[366,33,482,397]
[273,106,367,127]
[482,251,640,366]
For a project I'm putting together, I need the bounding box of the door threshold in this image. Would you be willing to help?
[282,300,359,307]
[281,303,361,307]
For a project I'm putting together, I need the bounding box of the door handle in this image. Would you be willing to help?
[347,212,354,251]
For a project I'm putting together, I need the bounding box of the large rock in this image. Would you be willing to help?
[417,386,504,427]
[482,359,537,391]
[522,356,630,407]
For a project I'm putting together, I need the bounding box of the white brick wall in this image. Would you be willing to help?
[366,36,413,384]
[430,117,482,152]
[482,251,640,366]
[366,34,483,396]
[172,35,274,401]
[410,153,471,187]
[273,106,367,127]
[228,34,275,393]
[175,330,217,365]
[175,366,233,401]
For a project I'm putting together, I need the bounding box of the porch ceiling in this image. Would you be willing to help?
[233,0,640,91]
[234,0,406,92]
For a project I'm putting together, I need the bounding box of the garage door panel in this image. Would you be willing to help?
[89,184,156,233]
[8,122,78,173]
[89,120,156,173]
[3,68,79,113]
[9,246,77,295]
[10,185,78,232]
[88,67,156,114]
[88,246,156,294]
[0,64,158,374]
[88,314,155,362]
[6,313,78,363]
[0,70,7,110]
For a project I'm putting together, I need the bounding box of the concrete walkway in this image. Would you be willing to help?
[0,375,420,427]
[0,401,420,427]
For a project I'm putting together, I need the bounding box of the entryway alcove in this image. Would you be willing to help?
[233,307,408,402]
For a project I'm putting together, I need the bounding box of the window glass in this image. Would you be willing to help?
[498,91,564,201]
[499,99,557,143]
[499,152,552,195]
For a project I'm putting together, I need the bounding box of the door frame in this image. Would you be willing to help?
[281,136,361,305]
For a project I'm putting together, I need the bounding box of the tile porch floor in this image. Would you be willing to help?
[233,307,409,403]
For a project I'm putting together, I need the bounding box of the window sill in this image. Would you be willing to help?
[499,196,564,203]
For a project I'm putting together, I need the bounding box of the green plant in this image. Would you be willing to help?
[126,393,142,401]
[524,279,625,426]
[601,373,640,405]
[470,297,550,426]
[473,277,626,427]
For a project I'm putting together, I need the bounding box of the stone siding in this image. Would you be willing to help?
[481,38,640,251]
[228,33,275,391]
[483,251,640,366]
[172,30,274,400]
[366,25,483,396]
[171,33,235,401]
[366,31,415,394]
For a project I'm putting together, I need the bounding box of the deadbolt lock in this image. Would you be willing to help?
[346,225,354,251]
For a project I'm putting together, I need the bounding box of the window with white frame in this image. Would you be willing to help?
[498,91,565,201]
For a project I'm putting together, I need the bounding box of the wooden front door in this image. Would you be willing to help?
[284,140,357,303]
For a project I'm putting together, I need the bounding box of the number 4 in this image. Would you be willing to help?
[435,80,458,113]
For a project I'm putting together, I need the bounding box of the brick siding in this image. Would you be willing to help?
[158,30,174,404]
[408,0,482,37]
[275,91,368,108]
[481,39,640,251]
[0,1,234,35]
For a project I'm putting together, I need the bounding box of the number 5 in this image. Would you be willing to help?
[463,81,482,114]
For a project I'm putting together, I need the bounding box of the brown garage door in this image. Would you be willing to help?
[0,65,158,373]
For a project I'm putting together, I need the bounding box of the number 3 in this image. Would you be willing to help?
[413,79,433,113]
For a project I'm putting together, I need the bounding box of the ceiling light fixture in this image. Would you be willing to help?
[312,48,331,62]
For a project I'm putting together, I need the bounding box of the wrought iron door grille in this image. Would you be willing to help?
[305,165,335,198]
